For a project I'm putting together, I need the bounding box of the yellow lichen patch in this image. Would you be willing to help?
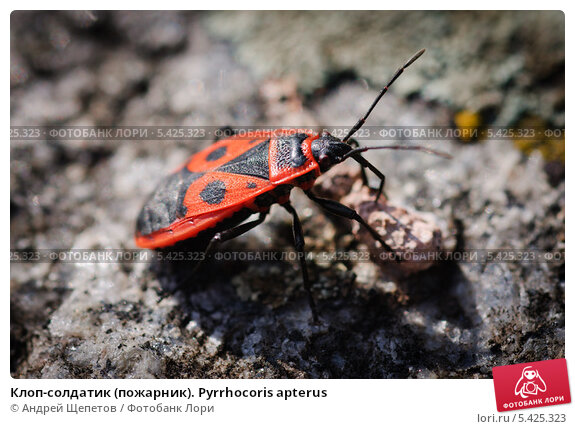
[539,138,565,162]
[513,116,564,163]
[453,110,482,142]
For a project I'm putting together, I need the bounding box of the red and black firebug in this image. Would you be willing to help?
[135,49,446,321]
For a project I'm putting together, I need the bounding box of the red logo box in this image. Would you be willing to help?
[492,358,571,412]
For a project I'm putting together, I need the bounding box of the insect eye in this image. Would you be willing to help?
[318,154,332,170]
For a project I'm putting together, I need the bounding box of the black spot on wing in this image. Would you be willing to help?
[246,182,257,189]
[217,139,270,179]
[136,168,204,236]
[206,145,227,161]
[200,180,227,205]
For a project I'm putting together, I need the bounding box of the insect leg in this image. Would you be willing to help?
[350,153,387,201]
[282,202,319,322]
[305,190,394,254]
[211,212,268,246]
[191,212,268,275]
[347,138,370,187]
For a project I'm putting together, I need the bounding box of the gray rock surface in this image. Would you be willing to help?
[11,11,564,378]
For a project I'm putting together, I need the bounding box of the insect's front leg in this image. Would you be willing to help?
[305,190,395,255]
[347,138,370,187]
[347,138,387,201]
[350,153,387,201]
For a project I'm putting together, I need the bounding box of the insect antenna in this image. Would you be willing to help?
[342,144,452,162]
[337,49,451,199]
[342,48,426,143]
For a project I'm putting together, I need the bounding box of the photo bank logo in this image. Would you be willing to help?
[492,359,571,412]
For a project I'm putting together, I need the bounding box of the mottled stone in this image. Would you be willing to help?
[10,11,564,379]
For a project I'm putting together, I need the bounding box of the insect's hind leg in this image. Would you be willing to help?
[190,212,268,277]
[203,212,268,254]
[282,202,319,323]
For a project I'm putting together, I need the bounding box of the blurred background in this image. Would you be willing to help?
[11,11,564,378]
